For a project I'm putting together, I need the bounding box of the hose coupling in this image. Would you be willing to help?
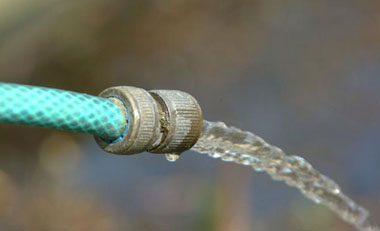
[94,86,202,155]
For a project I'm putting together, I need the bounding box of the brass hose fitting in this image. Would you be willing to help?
[94,86,202,155]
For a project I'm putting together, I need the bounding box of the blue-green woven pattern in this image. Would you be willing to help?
[0,82,126,140]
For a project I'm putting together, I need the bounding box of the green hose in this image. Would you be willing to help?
[0,82,126,140]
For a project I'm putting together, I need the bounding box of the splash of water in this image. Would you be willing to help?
[191,120,379,231]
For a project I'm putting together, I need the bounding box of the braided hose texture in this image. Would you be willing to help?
[0,82,126,140]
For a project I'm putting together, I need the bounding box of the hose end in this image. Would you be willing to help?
[94,86,202,155]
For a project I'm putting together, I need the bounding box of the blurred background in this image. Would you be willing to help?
[0,0,379,230]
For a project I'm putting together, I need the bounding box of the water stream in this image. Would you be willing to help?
[191,120,379,231]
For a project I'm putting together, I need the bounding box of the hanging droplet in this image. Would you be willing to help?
[165,153,181,162]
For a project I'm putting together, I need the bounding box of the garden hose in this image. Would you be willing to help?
[0,82,203,155]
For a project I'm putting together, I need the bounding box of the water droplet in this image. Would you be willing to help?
[279,167,292,174]
[208,152,222,158]
[221,153,235,162]
[252,166,264,172]
[165,153,181,162]
[332,188,340,194]
[312,197,321,204]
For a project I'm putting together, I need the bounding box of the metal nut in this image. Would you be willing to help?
[148,90,203,154]
[94,86,160,155]
[94,86,202,155]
